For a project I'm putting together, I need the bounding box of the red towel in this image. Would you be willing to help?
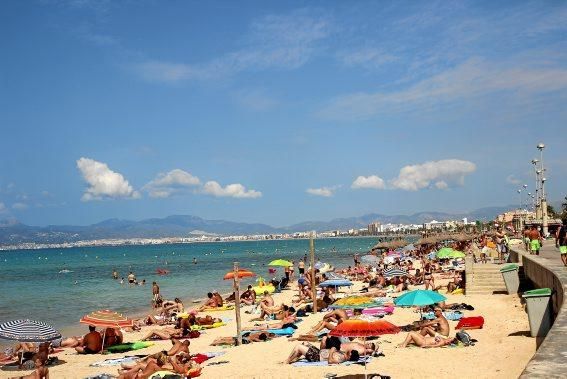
[456,316,484,330]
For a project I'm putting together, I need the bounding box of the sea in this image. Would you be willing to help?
[0,237,379,334]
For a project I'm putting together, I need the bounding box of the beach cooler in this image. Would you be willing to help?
[522,288,553,337]
[499,264,520,294]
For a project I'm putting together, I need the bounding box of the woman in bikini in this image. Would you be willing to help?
[397,331,455,348]
[9,358,48,379]
[423,263,434,290]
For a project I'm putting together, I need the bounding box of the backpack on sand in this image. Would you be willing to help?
[456,330,475,346]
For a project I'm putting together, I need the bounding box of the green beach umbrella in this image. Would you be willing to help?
[448,250,466,259]
[436,247,453,259]
[268,259,293,267]
[394,290,447,307]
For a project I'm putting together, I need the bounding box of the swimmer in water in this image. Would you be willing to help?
[193,257,197,264]
[120,277,124,285]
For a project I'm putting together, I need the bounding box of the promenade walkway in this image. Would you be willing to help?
[510,241,567,378]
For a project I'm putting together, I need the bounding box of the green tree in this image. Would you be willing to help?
[547,204,558,218]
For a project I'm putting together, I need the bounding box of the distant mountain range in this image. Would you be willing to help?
[0,205,517,246]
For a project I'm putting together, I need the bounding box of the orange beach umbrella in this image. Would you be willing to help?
[80,309,133,329]
[223,270,255,280]
[329,319,400,337]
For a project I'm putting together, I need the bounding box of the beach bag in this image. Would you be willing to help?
[456,330,474,346]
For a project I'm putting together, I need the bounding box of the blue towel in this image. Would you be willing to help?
[267,326,295,335]
[292,356,372,367]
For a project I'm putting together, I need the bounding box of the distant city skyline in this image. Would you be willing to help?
[1,1,566,227]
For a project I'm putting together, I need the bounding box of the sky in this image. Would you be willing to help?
[0,0,566,227]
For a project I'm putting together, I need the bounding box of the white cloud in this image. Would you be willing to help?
[202,181,262,199]
[306,187,335,197]
[234,89,279,111]
[12,202,28,210]
[390,159,476,191]
[76,157,140,201]
[337,48,397,69]
[133,11,330,83]
[144,169,201,198]
[506,175,522,185]
[318,58,567,121]
[351,175,386,190]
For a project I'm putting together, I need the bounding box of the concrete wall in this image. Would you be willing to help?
[509,247,567,378]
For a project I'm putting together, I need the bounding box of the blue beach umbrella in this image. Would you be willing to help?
[319,279,353,288]
[394,290,447,307]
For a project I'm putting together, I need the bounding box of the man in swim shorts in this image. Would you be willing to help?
[529,226,542,255]
[75,326,103,354]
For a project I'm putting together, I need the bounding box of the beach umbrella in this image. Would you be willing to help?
[447,250,466,259]
[386,251,402,257]
[319,279,353,288]
[402,243,416,251]
[383,268,408,278]
[80,310,133,329]
[80,310,133,353]
[0,319,61,343]
[360,254,380,264]
[436,247,453,259]
[330,319,400,337]
[223,270,255,280]
[268,259,293,267]
[394,290,447,307]
[330,319,400,379]
[224,264,252,346]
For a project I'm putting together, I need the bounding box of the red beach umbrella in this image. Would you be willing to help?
[223,270,255,280]
[330,319,400,379]
[80,309,133,329]
[330,319,400,337]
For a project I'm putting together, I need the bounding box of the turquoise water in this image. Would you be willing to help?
[0,237,377,331]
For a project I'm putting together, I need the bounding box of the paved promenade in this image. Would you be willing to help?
[511,240,567,378]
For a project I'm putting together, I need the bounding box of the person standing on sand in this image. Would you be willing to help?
[152,281,160,308]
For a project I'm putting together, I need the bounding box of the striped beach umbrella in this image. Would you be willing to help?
[0,319,61,342]
[80,310,133,329]
[319,279,353,288]
[383,268,408,278]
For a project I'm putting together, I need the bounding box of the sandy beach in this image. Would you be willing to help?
[0,272,536,379]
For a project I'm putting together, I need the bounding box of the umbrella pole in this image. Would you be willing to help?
[101,329,106,353]
[233,262,243,346]
[363,336,367,379]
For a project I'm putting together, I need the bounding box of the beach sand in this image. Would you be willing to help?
[0,276,535,379]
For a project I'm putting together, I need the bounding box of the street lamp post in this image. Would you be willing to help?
[537,143,548,236]
[531,159,540,219]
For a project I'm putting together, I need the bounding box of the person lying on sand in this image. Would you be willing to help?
[211,331,275,346]
[167,339,190,357]
[243,310,297,331]
[285,342,360,364]
[397,331,455,348]
[320,336,378,356]
[307,309,355,335]
[197,292,219,311]
[213,290,224,307]
[140,319,192,341]
[75,326,102,354]
[9,357,48,379]
[419,307,450,337]
[193,315,222,326]
[118,352,168,379]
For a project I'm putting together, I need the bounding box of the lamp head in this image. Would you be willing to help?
[537,143,545,150]
[517,189,521,193]
[542,177,546,182]
[536,170,541,174]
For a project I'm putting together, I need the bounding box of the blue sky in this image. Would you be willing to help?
[1,0,566,227]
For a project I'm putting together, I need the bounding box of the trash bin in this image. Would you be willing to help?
[522,288,553,337]
[499,264,519,294]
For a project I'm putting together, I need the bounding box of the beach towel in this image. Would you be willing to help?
[106,341,154,353]
[247,326,296,336]
[422,311,463,321]
[190,351,225,364]
[84,374,117,379]
[190,322,226,331]
[292,356,372,367]
[90,356,141,367]
[150,370,182,379]
[201,305,235,312]
[456,316,484,330]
